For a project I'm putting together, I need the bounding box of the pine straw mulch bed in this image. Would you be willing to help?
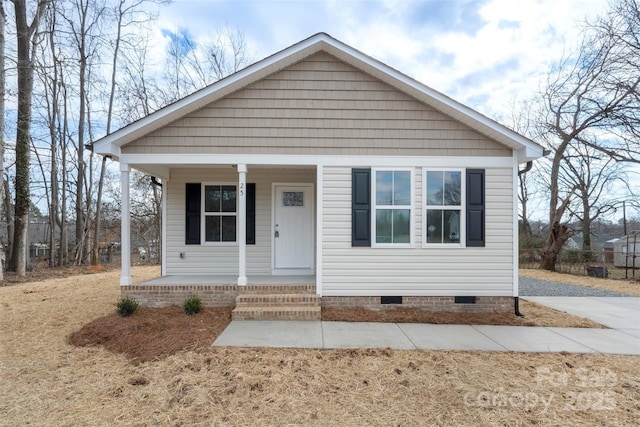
[67,306,234,364]
[2,267,639,426]
[66,299,603,365]
[321,299,603,328]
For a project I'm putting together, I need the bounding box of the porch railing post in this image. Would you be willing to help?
[120,163,132,286]
[238,164,248,286]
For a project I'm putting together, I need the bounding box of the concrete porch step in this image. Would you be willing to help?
[236,293,320,307]
[232,306,321,321]
[233,291,321,321]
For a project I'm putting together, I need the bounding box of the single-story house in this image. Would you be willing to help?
[92,33,544,320]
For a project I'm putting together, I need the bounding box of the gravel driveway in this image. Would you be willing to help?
[519,276,632,297]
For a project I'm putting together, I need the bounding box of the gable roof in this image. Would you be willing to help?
[92,33,543,162]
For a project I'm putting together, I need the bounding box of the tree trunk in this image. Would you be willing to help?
[3,180,13,261]
[90,156,106,265]
[9,0,34,275]
[540,221,571,271]
[74,0,89,264]
[0,1,5,280]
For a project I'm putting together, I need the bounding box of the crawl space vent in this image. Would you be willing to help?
[381,296,403,305]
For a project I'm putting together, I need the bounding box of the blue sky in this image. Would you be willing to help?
[153,0,608,122]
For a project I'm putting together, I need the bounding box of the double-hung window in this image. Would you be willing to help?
[424,169,464,246]
[372,169,413,246]
[203,184,237,243]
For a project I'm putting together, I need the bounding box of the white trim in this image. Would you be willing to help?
[161,178,168,277]
[237,164,247,286]
[316,165,323,296]
[371,168,415,248]
[513,153,519,297]
[120,163,132,286]
[201,182,238,245]
[272,268,315,276]
[422,168,466,248]
[123,153,515,168]
[271,182,315,273]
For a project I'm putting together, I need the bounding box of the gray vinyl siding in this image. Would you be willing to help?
[321,166,514,296]
[122,52,511,157]
[166,168,315,275]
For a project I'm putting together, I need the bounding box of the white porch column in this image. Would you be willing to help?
[161,178,168,277]
[120,163,132,286]
[237,164,248,286]
[316,164,323,296]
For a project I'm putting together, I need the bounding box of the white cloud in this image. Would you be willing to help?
[153,0,610,121]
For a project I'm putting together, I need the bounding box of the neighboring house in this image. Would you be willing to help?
[92,33,544,318]
[614,232,640,269]
[563,237,580,251]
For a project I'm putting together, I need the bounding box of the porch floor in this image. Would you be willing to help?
[139,275,316,286]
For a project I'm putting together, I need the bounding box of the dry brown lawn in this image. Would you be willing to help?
[520,268,640,296]
[1,267,639,426]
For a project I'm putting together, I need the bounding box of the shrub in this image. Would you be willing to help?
[115,297,139,317]
[183,296,202,315]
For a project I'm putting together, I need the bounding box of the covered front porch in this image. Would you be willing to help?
[118,159,322,297]
[122,273,319,320]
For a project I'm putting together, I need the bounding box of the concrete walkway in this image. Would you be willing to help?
[212,297,640,355]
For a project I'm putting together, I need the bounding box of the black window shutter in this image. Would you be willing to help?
[466,169,485,247]
[246,183,256,245]
[352,168,371,247]
[185,183,201,245]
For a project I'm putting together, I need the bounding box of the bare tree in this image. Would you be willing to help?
[91,0,162,265]
[8,0,47,275]
[162,25,251,102]
[60,0,106,265]
[0,1,6,279]
[504,99,544,238]
[538,0,640,270]
[561,143,636,252]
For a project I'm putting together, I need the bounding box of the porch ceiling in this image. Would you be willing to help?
[130,163,316,180]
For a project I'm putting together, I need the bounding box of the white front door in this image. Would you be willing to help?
[273,184,314,274]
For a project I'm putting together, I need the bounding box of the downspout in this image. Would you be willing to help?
[514,160,534,317]
[150,176,162,188]
[517,161,533,176]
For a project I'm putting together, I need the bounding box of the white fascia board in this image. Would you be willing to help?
[94,142,121,159]
[120,153,514,168]
[517,145,545,163]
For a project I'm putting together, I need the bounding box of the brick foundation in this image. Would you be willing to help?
[123,284,513,313]
[121,285,237,307]
[321,296,513,313]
